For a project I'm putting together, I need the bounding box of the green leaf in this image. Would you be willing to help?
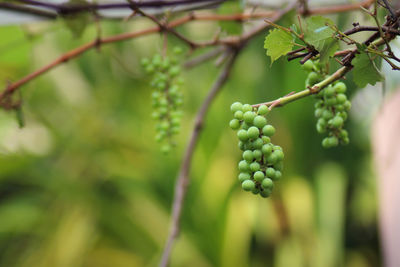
[264,28,294,64]
[319,39,339,64]
[304,16,336,51]
[218,1,243,35]
[352,52,383,88]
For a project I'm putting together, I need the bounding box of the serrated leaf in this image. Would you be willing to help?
[264,28,294,64]
[218,1,242,35]
[352,52,383,88]
[319,39,339,64]
[304,16,336,51]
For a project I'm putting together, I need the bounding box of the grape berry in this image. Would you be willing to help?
[230,102,284,198]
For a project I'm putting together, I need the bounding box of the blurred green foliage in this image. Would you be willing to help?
[0,11,380,267]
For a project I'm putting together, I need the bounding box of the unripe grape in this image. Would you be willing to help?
[330,116,344,128]
[243,150,254,162]
[273,145,282,151]
[229,119,240,130]
[146,65,155,73]
[237,129,248,141]
[274,170,282,180]
[307,72,320,85]
[247,126,260,139]
[342,136,350,145]
[314,108,323,118]
[266,153,278,164]
[336,93,347,104]
[265,167,275,178]
[302,60,314,71]
[252,138,264,149]
[325,97,337,106]
[322,109,334,120]
[339,129,348,138]
[238,160,249,172]
[339,112,347,120]
[315,100,323,109]
[262,144,272,155]
[231,102,243,113]
[242,122,250,130]
[253,115,267,128]
[253,171,265,182]
[250,162,260,172]
[253,150,262,161]
[343,100,351,110]
[173,46,183,55]
[323,85,335,97]
[316,123,326,133]
[243,111,256,124]
[262,136,271,144]
[273,150,284,161]
[242,180,255,191]
[252,188,260,195]
[258,105,269,115]
[274,161,283,171]
[141,58,150,66]
[334,82,346,93]
[238,141,245,151]
[261,178,274,190]
[242,104,253,112]
[169,66,181,77]
[234,110,244,120]
[260,189,271,198]
[238,172,251,182]
[262,125,275,136]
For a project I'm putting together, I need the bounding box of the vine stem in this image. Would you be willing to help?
[252,66,351,109]
[159,49,239,267]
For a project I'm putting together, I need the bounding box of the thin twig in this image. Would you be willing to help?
[183,46,226,68]
[159,49,239,267]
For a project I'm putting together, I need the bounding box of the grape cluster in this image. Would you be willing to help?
[303,60,351,148]
[229,102,284,198]
[141,48,184,153]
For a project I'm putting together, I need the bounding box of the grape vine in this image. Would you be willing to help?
[230,102,284,198]
[141,48,184,153]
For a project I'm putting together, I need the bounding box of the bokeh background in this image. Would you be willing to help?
[0,2,399,266]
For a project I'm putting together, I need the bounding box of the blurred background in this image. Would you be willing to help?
[0,1,399,266]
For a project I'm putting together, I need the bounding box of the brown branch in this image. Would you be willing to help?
[308,0,374,15]
[159,49,239,267]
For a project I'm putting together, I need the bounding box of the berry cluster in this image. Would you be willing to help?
[230,102,284,198]
[141,48,184,153]
[303,60,351,148]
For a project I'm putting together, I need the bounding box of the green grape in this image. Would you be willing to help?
[229,119,240,130]
[261,178,274,190]
[258,105,269,115]
[238,172,251,182]
[253,115,267,128]
[252,188,260,195]
[307,72,320,86]
[273,150,284,161]
[252,138,264,149]
[253,150,262,161]
[250,162,260,172]
[336,93,347,104]
[262,144,272,155]
[262,125,275,136]
[262,136,271,144]
[243,150,254,162]
[260,189,271,198]
[237,129,249,141]
[274,161,283,171]
[314,108,323,118]
[274,170,282,180]
[234,110,244,120]
[231,102,243,113]
[323,86,335,97]
[242,104,253,112]
[238,160,250,172]
[322,109,334,120]
[266,153,278,165]
[343,100,351,110]
[169,66,181,77]
[253,171,265,182]
[265,167,275,178]
[247,126,260,139]
[302,60,314,71]
[173,46,183,55]
[330,116,344,128]
[334,82,347,93]
[243,111,256,124]
[242,180,255,191]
